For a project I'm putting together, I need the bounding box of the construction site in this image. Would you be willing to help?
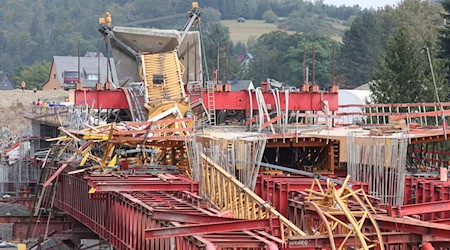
[2,2,450,250]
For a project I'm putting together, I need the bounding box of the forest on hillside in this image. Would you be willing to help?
[4,0,450,105]
[0,0,360,85]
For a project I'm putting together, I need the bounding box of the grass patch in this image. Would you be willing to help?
[221,19,347,44]
[221,20,291,43]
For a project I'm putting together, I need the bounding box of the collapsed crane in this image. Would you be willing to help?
[98,2,202,125]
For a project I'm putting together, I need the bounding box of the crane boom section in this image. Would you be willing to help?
[141,51,186,107]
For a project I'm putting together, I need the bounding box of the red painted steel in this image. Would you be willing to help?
[74,89,130,109]
[43,142,91,187]
[286,232,422,249]
[403,176,450,222]
[151,210,237,224]
[255,175,370,218]
[288,198,450,248]
[422,242,436,250]
[367,214,450,239]
[196,91,338,111]
[86,175,198,193]
[53,173,281,249]
[75,89,339,111]
[145,218,278,239]
[0,216,72,240]
[388,200,450,218]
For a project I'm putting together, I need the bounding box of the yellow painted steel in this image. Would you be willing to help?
[140,51,193,137]
[141,52,186,106]
[303,176,384,250]
[200,153,306,241]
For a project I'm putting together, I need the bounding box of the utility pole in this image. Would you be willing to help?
[421,47,448,180]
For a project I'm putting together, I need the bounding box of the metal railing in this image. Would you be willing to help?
[25,105,96,129]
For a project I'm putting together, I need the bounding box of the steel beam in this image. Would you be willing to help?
[145,219,277,239]
[43,142,91,187]
[75,89,339,111]
[74,89,130,109]
[151,210,238,224]
[389,200,450,217]
[89,182,198,192]
[371,214,450,239]
[430,218,450,225]
[86,174,199,193]
[53,173,281,249]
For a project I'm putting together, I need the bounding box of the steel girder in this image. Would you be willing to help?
[53,173,281,250]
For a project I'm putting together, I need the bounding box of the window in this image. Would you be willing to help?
[53,74,56,79]
[87,74,99,81]
[64,72,79,78]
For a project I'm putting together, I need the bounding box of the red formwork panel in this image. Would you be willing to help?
[404,176,416,205]
[54,173,281,250]
[396,176,450,223]
[255,174,370,218]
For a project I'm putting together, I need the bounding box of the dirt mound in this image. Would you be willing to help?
[0,89,68,108]
[0,89,69,135]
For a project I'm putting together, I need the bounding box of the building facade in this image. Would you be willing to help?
[42,53,118,90]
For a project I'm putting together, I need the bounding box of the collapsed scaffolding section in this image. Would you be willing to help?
[347,131,408,206]
[188,131,266,189]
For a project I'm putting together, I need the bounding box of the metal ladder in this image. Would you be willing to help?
[206,81,216,126]
[187,81,209,129]
[26,148,58,239]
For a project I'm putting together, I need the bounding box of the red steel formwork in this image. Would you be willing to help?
[254,175,370,218]
[53,173,283,250]
[74,89,339,112]
[288,199,450,249]
[389,176,450,223]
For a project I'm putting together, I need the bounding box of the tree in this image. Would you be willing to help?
[438,0,450,83]
[246,31,337,87]
[201,22,234,81]
[201,7,222,28]
[255,0,271,19]
[338,11,385,88]
[262,9,278,23]
[13,61,51,90]
[247,45,278,82]
[371,25,448,103]
[339,0,443,89]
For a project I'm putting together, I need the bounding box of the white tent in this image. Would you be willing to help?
[338,90,371,124]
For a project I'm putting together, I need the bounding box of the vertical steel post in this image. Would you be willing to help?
[312,44,315,85]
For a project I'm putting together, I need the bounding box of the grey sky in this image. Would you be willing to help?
[322,0,400,9]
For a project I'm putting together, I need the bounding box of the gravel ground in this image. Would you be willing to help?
[0,202,30,216]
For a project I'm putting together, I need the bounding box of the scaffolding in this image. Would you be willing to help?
[188,131,266,190]
[347,131,408,206]
[0,129,41,196]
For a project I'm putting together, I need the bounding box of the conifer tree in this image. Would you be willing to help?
[339,11,383,88]
[371,24,448,103]
[438,0,450,82]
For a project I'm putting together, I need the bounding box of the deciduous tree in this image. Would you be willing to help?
[13,61,51,90]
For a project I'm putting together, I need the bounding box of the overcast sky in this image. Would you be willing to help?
[322,0,400,9]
